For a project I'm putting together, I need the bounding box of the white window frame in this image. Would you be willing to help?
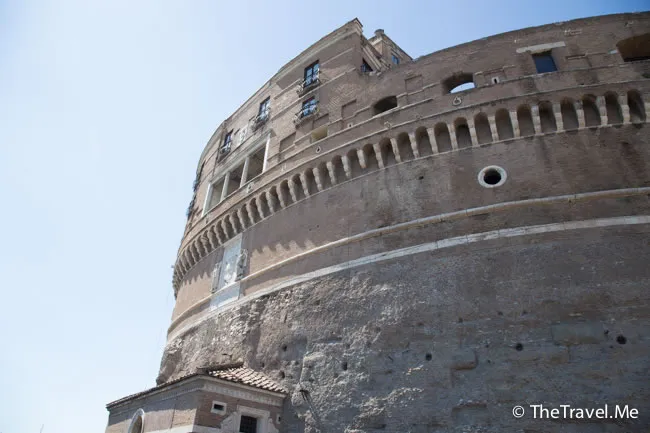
[237,405,272,433]
[211,400,227,415]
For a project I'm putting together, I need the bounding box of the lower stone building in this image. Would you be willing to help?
[106,365,286,433]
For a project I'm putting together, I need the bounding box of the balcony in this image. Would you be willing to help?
[252,108,270,131]
[297,74,321,96]
[294,101,319,125]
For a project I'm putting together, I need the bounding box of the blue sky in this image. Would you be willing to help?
[0,1,647,432]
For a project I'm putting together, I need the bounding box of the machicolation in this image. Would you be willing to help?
[106,12,650,433]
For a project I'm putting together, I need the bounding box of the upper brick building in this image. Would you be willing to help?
[106,13,650,433]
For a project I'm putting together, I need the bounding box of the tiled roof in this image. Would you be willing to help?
[106,365,285,409]
[207,366,286,393]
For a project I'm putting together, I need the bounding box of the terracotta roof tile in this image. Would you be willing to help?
[106,366,285,409]
[207,366,286,393]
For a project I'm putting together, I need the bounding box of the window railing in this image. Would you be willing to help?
[253,108,271,130]
[219,143,231,155]
[297,73,321,95]
[294,101,319,124]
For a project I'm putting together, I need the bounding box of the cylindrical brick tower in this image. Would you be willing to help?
[106,13,650,433]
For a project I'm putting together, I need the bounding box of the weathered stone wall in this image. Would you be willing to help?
[125,12,650,433]
[160,221,650,432]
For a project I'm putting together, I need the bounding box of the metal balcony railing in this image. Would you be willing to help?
[297,74,321,96]
[294,101,319,124]
[253,108,270,130]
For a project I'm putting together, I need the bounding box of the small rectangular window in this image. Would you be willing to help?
[391,54,400,65]
[533,52,557,74]
[361,59,373,73]
[301,97,318,118]
[239,415,258,433]
[304,61,320,86]
[211,401,227,414]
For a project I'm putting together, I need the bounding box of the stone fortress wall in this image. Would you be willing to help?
[160,13,650,432]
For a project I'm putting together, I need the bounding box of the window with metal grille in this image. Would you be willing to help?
[301,97,318,118]
[258,97,270,120]
[533,52,557,73]
[304,61,320,87]
[239,415,257,433]
[221,130,233,153]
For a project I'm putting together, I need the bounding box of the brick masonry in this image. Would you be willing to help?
[107,12,650,433]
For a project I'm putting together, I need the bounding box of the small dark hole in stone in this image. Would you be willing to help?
[425,353,432,361]
[487,359,492,363]
[314,300,320,305]
[515,343,523,351]
[497,311,503,316]
[610,345,614,349]
[522,310,528,315]
[485,343,489,348]
[458,317,463,323]
[342,361,348,370]
[418,175,424,180]
[279,371,285,379]
[261,362,265,368]
[483,169,502,185]
[604,330,609,335]
[417,322,424,326]
[282,345,287,351]
[616,335,627,344]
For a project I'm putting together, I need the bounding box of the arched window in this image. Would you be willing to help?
[373,96,398,115]
[474,113,492,144]
[361,144,378,172]
[128,409,145,433]
[560,99,579,130]
[379,137,397,166]
[628,90,646,123]
[605,92,623,125]
[396,132,414,161]
[495,108,514,140]
[538,101,557,133]
[443,73,475,94]
[434,123,452,153]
[454,118,472,148]
[582,95,601,127]
[347,149,363,178]
[517,105,535,136]
[291,174,305,201]
[415,126,433,157]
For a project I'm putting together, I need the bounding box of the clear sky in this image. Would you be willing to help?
[0,1,647,432]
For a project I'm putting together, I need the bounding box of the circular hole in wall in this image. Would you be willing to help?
[616,335,627,345]
[515,343,524,351]
[315,146,322,153]
[342,361,348,371]
[425,353,432,361]
[478,165,507,188]
[282,344,288,352]
[279,370,285,379]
